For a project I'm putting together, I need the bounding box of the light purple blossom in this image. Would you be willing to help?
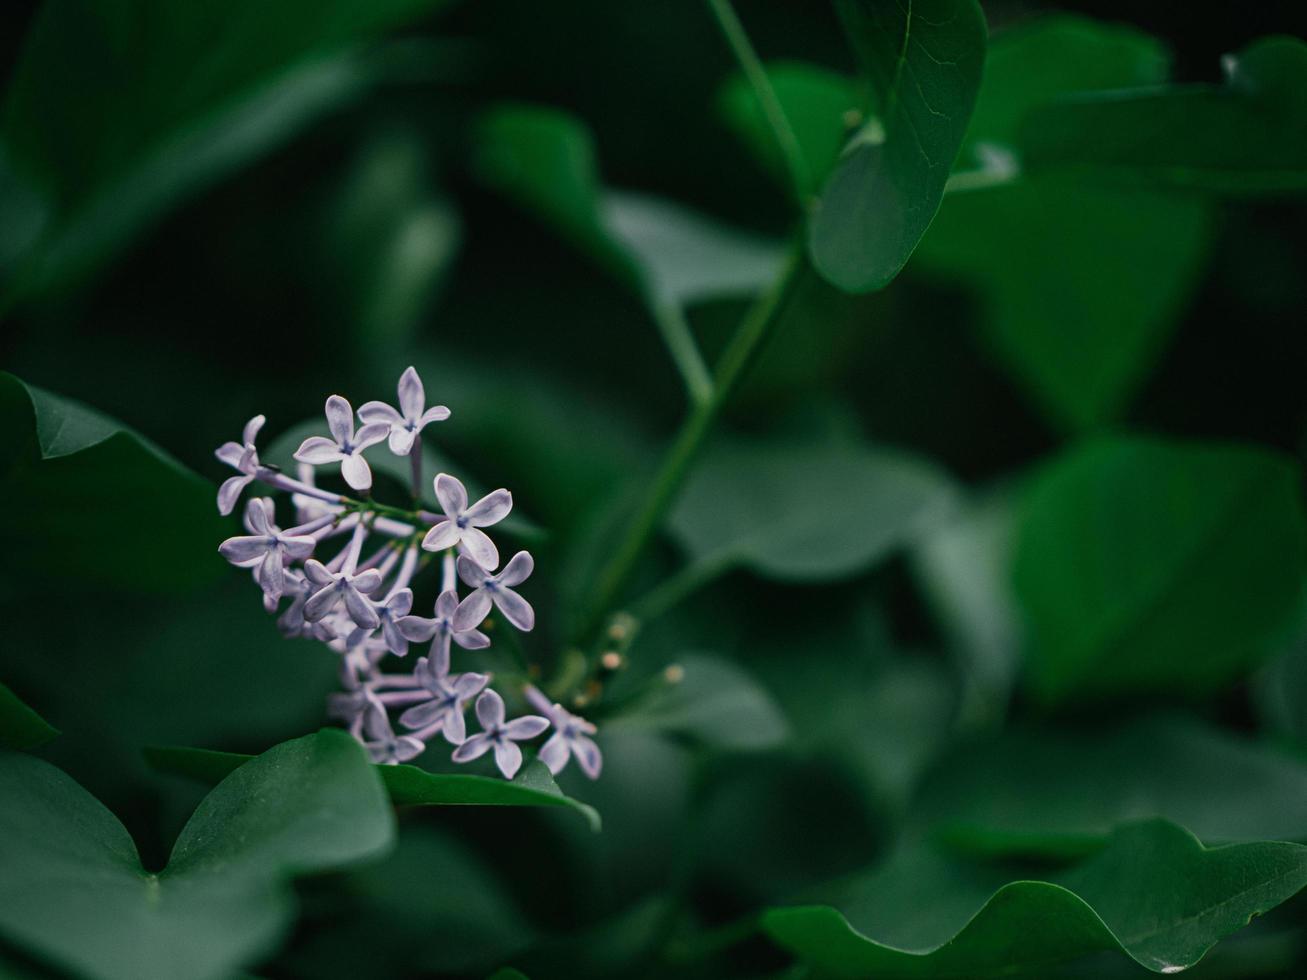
[348,588,414,656]
[215,415,265,515]
[421,474,512,569]
[358,366,450,456]
[397,655,490,744]
[293,395,390,492]
[451,689,549,779]
[362,709,426,765]
[395,589,490,672]
[453,552,535,632]
[218,498,316,600]
[526,687,603,780]
[302,558,383,630]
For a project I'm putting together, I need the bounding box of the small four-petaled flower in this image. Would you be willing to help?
[452,689,549,779]
[421,474,512,569]
[218,498,316,600]
[359,365,450,455]
[294,395,390,491]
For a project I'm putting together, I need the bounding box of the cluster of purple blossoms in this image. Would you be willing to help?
[214,367,601,781]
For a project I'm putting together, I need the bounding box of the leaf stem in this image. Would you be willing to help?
[652,300,714,407]
[705,0,811,201]
[576,247,806,641]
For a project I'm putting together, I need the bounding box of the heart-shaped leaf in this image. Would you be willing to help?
[146,744,601,831]
[1013,437,1307,704]
[0,371,227,593]
[667,437,957,584]
[1021,36,1307,194]
[0,729,393,980]
[808,0,986,292]
[764,820,1307,977]
[0,682,57,751]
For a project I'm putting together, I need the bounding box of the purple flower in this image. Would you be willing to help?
[451,689,549,779]
[397,655,490,744]
[302,558,383,630]
[395,589,490,673]
[421,474,512,569]
[361,709,425,765]
[358,366,450,456]
[214,414,265,515]
[453,552,535,632]
[527,689,603,780]
[218,498,316,600]
[348,588,414,656]
[293,395,390,492]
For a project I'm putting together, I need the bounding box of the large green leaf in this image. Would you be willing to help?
[808,0,986,292]
[0,371,227,593]
[764,820,1307,977]
[1,0,453,303]
[915,16,1212,430]
[0,730,393,980]
[667,437,957,583]
[914,715,1307,859]
[0,682,58,751]
[146,744,601,831]
[1012,437,1307,704]
[1021,37,1307,194]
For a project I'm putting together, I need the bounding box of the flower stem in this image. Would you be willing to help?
[575,247,806,642]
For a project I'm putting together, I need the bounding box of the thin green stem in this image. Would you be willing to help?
[652,301,714,406]
[706,0,811,201]
[576,248,806,642]
[628,555,733,623]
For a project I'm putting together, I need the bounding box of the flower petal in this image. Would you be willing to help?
[455,555,489,588]
[217,474,252,516]
[419,405,451,426]
[434,473,468,516]
[294,436,343,465]
[387,588,414,617]
[395,615,437,642]
[395,736,426,762]
[340,452,372,491]
[493,587,535,632]
[421,520,460,553]
[343,585,380,629]
[280,535,316,560]
[399,699,444,729]
[464,489,512,527]
[459,527,499,571]
[242,414,267,446]
[537,733,569,775]
[243,497,273,535]
[303,585,340,622]
[358,400,402,425]
[351,569,383,594]
[435,589,460,618]
[493,739,523,779]
[218,535,269,565]
[451,733,492,763]
[453,627,490,650]
[354,422,391,451]
[442,705,467,745]
[257,548,285,598]
[302,559,335,586]
[453,672,490,699]
[215,441,244,468]
[573,735,603,779]
[388,427,417,456]
[398,366,425,419]
[453,589,493,632]
[475,688,506,729]
[382,617,408,656]
[504,715,549,740]
[498,550,534,588]
[324,394,355,445]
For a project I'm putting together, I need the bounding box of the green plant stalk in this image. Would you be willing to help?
[577,248,806,641]
[705,0,811,202]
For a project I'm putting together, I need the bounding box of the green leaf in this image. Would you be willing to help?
[146,745,601,831]
[667,437,956,583]
[915,715,1307,859]
[718,60,861,198]
[1013,437,1307,704]
[915,17,1212,430]
[1021,37,1307,194]
[607,653,789,751]
[0,371,227,594]
[1,0,452,302]
[764,820,1307,977]
[0,682,57,751]
[0,730,393,980]
[808,0,986,292]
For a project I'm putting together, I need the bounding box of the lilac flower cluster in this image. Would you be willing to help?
[214,367,601,780]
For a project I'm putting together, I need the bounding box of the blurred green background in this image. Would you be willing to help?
[3,0,1307,978]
